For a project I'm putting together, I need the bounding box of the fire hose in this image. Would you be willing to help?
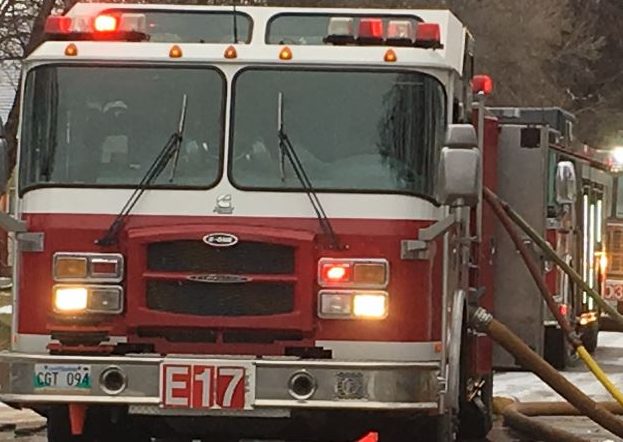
[470,308,623,440]
[483,187,623,407]
[475,188,623,440]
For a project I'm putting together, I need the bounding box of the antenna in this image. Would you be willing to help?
[232,0,239,44]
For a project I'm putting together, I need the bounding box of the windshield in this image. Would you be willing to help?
[20,66,224,191]
[230,69,446,197]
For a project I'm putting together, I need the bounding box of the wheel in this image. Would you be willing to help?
[455,302,491,439]
[47,405,151,442]
[580,320,599,353]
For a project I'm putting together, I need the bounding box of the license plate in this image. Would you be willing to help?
[160,361,254,409]
[33,364,91,390]
[604,280,623,301]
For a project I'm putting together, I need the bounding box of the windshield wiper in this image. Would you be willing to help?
[277,92,342,250]
[96,94,188,246]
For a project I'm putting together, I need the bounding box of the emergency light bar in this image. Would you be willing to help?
[45,13,147,41]
[325,17,442,49]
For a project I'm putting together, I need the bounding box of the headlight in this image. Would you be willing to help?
[53,285,123,314]
[318,290,388,320]
[54,287,88,312]
[353,293,388,319]
[54,253,123,282]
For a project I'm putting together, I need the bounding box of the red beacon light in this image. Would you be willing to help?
[414,23,442,49]
[44,16,72,34]
[357,18,384,45]
[472,74,494,96]
[44,12,146,40]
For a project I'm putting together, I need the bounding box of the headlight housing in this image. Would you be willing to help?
[318,290,388,319]
[53,285,123,314]
[54,253,123,282]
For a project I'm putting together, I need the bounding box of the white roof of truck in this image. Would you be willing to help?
[27,3,467,73]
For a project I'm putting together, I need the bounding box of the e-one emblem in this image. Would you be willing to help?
[203,233,239,248]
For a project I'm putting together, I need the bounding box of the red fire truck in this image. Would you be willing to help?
[0,4,500,442]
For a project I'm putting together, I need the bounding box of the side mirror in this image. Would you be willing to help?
[445,124,478,148]
[555,161,577,204]
[437,147,481,207]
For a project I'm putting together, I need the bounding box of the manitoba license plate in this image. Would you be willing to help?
[33,364,91,390]
[160,361,254,409]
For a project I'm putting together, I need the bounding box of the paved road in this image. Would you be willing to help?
[2,332,623,441]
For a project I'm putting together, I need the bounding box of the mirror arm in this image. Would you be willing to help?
[418,214,457,242]
[0,212,27,233]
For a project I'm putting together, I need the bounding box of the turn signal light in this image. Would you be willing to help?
[54,253,123,282]
[55,257,88,279]
[318,258,388,288]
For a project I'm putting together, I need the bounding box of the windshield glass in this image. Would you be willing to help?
[230,69,446,197]
[20,66,224,191]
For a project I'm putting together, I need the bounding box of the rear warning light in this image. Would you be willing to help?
[318,259,388,288]
[94,14,118,32]
[559,303,569,317]
[358,18,384,45]
[415,23,442,49]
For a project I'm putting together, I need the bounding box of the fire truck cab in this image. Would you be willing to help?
[0,4,492,441]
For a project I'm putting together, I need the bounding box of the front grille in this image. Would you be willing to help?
[146,280,294,316]
[147,240,294,274]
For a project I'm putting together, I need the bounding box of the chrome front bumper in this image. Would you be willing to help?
[0,352,441,413]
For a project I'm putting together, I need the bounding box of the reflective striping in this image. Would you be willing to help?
[20,187,442,220]
[316,340,442,362]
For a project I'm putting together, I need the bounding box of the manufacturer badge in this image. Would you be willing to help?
[188,274,250,284]
[203,233,239,248]
[214,194,234,214]
[335,372,366,400]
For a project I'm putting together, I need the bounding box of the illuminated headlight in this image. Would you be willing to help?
[53,285,123,314]
[353,294,388,319]
[54,253,123,282]
[318,291,388,319]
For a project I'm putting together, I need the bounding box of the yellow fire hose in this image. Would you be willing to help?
[484,187,623,408]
